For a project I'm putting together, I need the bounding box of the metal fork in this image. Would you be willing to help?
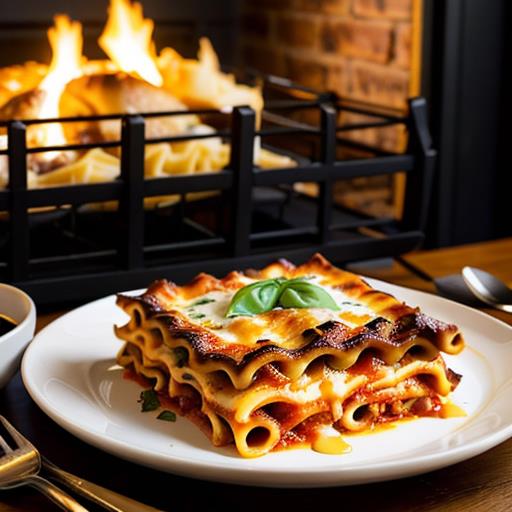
[0,416,89,512]
[42,455,165,512]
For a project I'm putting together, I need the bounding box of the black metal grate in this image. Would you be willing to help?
[0,74,436,304]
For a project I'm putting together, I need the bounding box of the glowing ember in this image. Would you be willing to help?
[38,15,84,150]
[99,0,163,87]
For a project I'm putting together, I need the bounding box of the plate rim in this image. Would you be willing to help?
[21,278,512,487]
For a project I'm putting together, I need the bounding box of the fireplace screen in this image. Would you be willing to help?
[0,0,435,305]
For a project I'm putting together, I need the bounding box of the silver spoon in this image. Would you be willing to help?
[462,267,512,313]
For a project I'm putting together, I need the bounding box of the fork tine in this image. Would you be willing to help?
[0,434,13,454]
[0,416,33,450]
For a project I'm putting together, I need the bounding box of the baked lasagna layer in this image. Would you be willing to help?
[114,254,464,457]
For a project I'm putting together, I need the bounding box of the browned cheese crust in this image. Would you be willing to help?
[115,254,464,389]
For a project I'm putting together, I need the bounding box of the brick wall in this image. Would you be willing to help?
[241,0,418,110]
[240,0,422,217]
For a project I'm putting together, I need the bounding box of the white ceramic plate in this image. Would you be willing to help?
[21,279,512,487]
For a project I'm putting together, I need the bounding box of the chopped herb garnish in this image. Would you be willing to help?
[202,319,223,329]
[173,347,189,368]
[190,298,216,306]
[182,373,194,381]
[189,313,206,320]
[138,389,160,412]
[157,410,177,422]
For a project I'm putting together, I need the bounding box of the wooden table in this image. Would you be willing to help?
[1,238,511,512]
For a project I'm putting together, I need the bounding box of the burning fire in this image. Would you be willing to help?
[38,15,84,149]
[0,0,268,180]
[99,0,162,87]
[31,0,165,154]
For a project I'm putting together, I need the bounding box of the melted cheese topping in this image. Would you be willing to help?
[439,403,466,418]
[171,281,377,346]
[312,427,352,455]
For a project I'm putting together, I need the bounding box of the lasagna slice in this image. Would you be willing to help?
[114,254,464,458]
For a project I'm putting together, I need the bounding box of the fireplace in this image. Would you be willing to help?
[240,0,423,218]
[0,0,435,305]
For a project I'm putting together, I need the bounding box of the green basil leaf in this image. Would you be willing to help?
[157,410,177,422]
[139,389,161,412]
[278,281,339,311]
[226,278,283,317]
[225,277,339,317]
[190,298,215,306]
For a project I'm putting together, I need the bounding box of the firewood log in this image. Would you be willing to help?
[60,73,200,145]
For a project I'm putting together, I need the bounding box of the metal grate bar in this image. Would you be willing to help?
[318,105,337,244]
[331,155,415,177]
[144,237,226,254]
[0,77,435,304]
[26,141,121,153]
[24,131,232,154]
[118,116,145,269]
[330,217,394,231]
[250,227,318,241]
[0,191,8,209]
[402,97,437,232]
[143,171,233,197]
[29,238,227,267]
[264,99,323,110]
[16,232,425,305]
[335,101,408,122]
[26,182,123,207]
[230,107,256,257]
[252,155,414,187]
[7,121,29,281]
[336,119,402,131]
[145,131,231,145]
[257,127,320,137]
[0,108,230,127]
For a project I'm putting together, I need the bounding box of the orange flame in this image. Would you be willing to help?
[99,0,162,87]
[39,15,83,148]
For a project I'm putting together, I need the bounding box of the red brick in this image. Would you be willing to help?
[285,55,328,90]
[353,0,412,20]
[392,22,412,69]
[277,15,320,48]
[347,60,409,109]
[321,19,393,64]
[295,0,351,15]
[326,61,349,97]
[321,22,338,53]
